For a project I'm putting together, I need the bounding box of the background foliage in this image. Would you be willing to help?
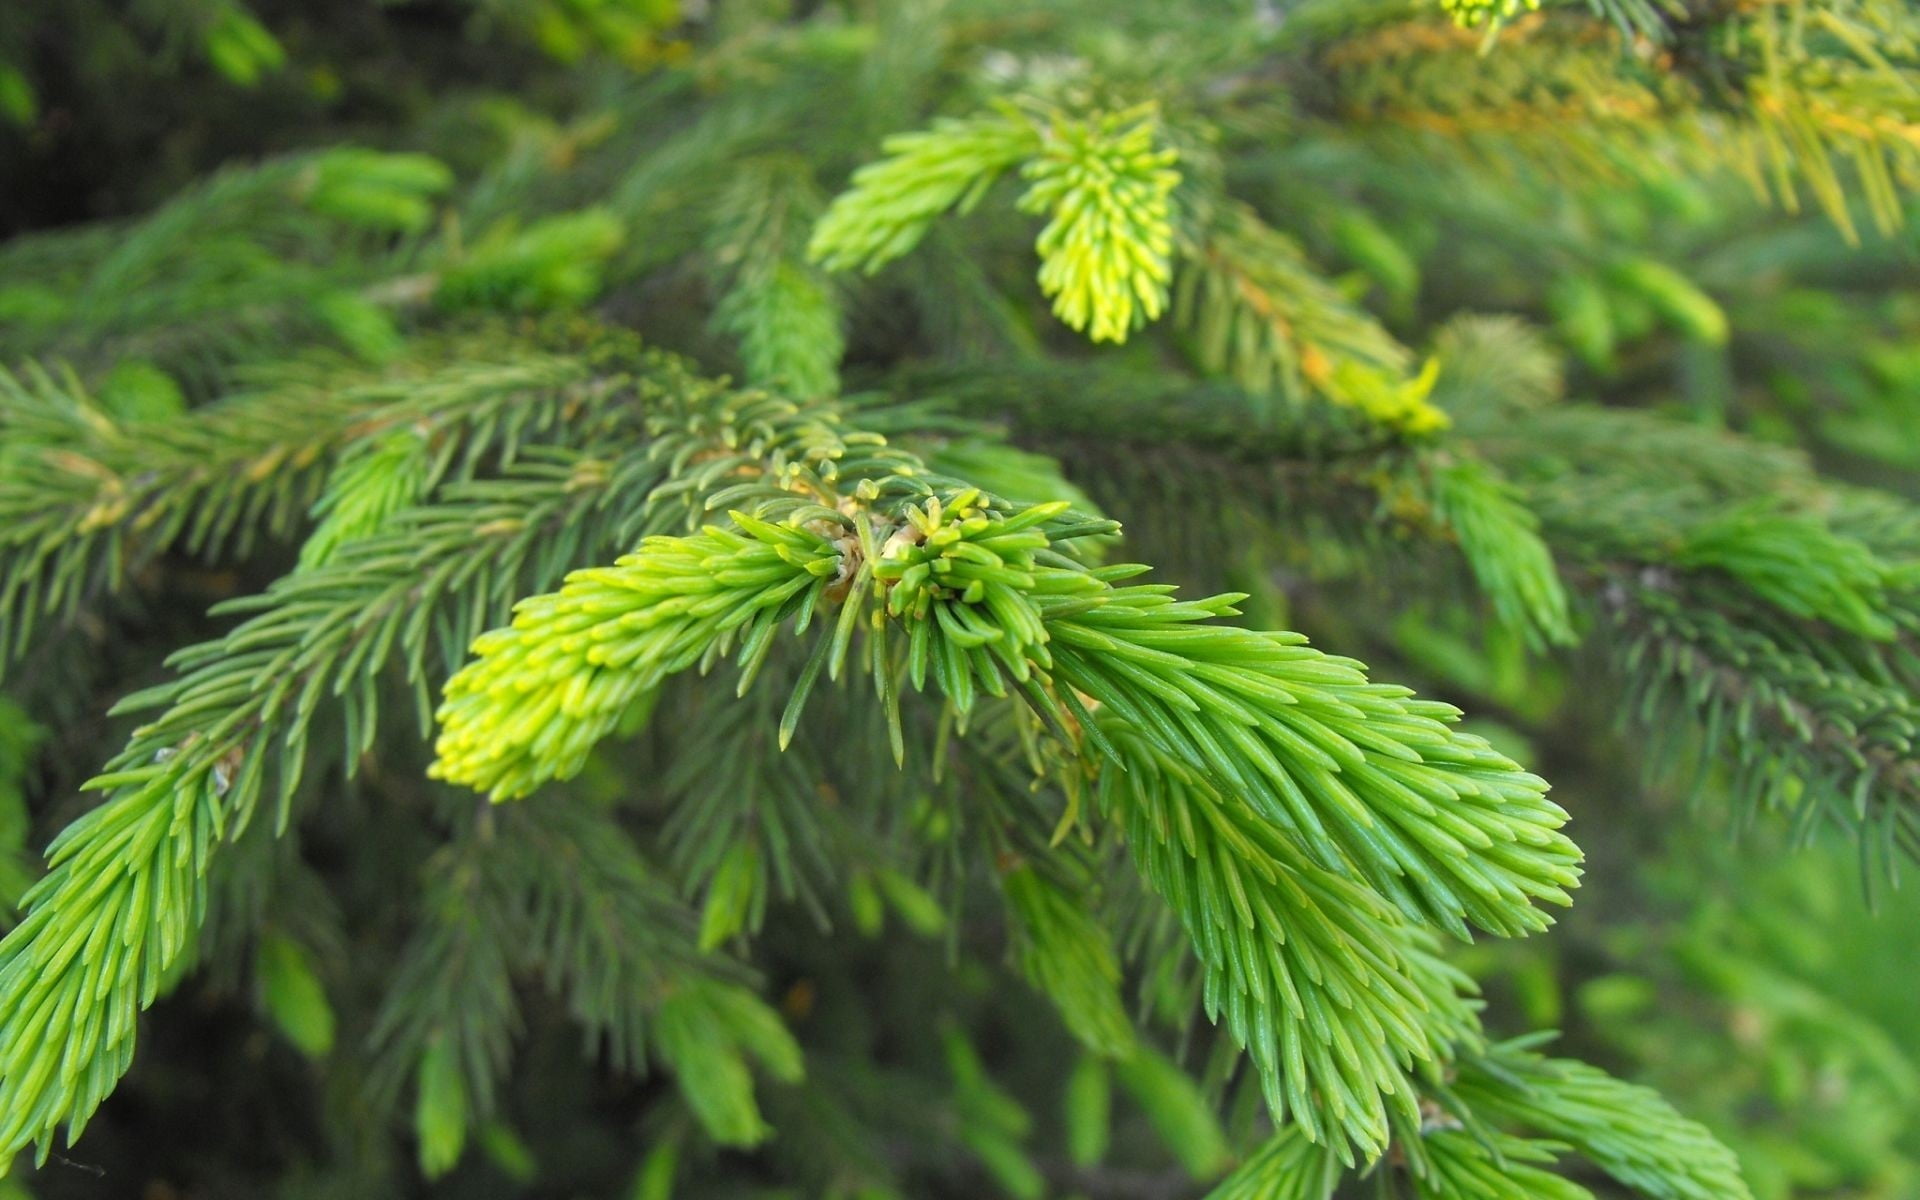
[1,1,1918,1197]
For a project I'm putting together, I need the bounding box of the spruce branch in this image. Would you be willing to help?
[1206,1038,1752,1198]
[369,823,521,1180]
[0,359,336,673]
[1311,2,1920,240]
[1204,1125,1343,1200]
[1729,0,1920,240]
[0,370,696,1168]
[1452,1040,1754,1200]
[1312,11,1674,166]
[655,669,843,947]
[1430,458,1577,649]
[809,112,1041,274]
[812,100,1185,346]
[428,373,946,801]
[1411,1126,1594,1200]
[0,149,450,371]
[0,350,954,1168]
[430,517,847,800]
[1174,204,1443,432]
[883,360,1405,458]
[939,323,1920,866]
[1671,506,1899,642]
[0,767,224,1164]
[1001,864,1136,1060]
[370,800,771,1171]
[1436,319,1920,853]
[1052,585,1581,940]
[0,345,624,677]
[1109,1046,1233,1181]
[434,209,626,313]
[8,0,1903,1190]
[297,429,435,571]
[1604,574,1920,858]
[492,802,723,1076]
[252,931,334,1059]
[941,1022,1048,1198]
[705,157,845,396]
[428,437,1580,1162]
[1100,733,1482,1162]
[654,976,805,1147]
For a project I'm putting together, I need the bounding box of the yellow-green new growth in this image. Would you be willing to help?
[1441,0,1541,27]
[1323,357,1450,436]
[810,104,1180,345]
[430,516,841,800]
[1018,107,1180,344]
[872,490,1071,709]
[808,115,1040,274]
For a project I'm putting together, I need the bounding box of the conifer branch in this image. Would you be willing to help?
[1048,583,1581,940]
[368,822,521,1178]
[1452,1039,1754,1200]
[489,802,723,1075]
[1604,573,1920,857]
[922,329,1920,864]
[1430,458,1577,649]
[427,422,1580,1163]
[431,518,847,799]
[1206,1037,1754,1198]
[1174,204,1445,432]
[1411,1126,1594,1199]
[0,764,224,1166]
[1312,2,1920,239]
[0,149,451,371]
[297,430,435,572]
[812,100,1185,346]
[1204,1125,1343,1200]
[0,352,954,1169]
[1440,322,1920,852]
[886,362,1565,651]
[0,372,697,1166]
[369,800,778,1172]
[14,0,1906,1189]
[1100,733,1482,1162]
[1000,864,1136,1060]
[0,345,627,677]
[655,669,843,946]
[0,438,651,1167]
[653,976,805,1147]
[809,112,1041,274]
[707,157,845,396]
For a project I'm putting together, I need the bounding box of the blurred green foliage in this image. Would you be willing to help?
[1,1,1919,1197]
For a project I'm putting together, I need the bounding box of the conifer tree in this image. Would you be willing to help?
[1,1,1917,1197]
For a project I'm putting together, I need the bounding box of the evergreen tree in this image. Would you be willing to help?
[1,1,1917,1196]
